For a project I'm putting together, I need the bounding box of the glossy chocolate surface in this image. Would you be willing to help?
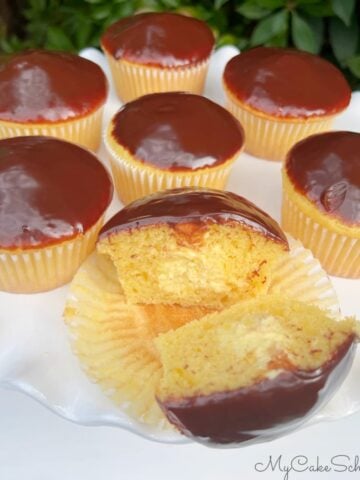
[0,50,108,123]
[111,93,244,171]
[223,47,351,119]
[158,337,355,445]
[0,137,113,249]
[101,12,214,67]
[286,131,360,226]
[99,188,288,245]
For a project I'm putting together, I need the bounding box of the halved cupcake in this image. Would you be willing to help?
[223,47,351,161]
[97,188,289,308]
[101,12,214,102]
[0,136,113,293]
[156,295,358,445]
[0,50,108,151]
[104,92,244,204]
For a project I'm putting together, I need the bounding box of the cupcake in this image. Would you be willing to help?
[0,136,113,293]
[65,235,341,430]
[0,50,108,151]
[97,188,289,308]
[100,12,214,102]
[105,92,244,204]
[223,47,351,161]
[282,131,360,278]
[156,295,358,445]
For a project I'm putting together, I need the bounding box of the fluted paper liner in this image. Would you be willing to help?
[0,216,105,293]
[64,237,340,431]
[282,190,360,278]
[103,51,210,103]
[104,134,240,204]
[224,87,335,161]
[0,107,104,152]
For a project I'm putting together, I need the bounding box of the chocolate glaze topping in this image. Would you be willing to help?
[286,131,360,226]
[0,50,108,123]
[110,93,244,171]
[101,12,214,67]
[158,337,355,445]
[223,47,351,119]
[99,188,288,245]
[0,137,113,250]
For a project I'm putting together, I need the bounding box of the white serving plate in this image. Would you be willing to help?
[0,46,359,445]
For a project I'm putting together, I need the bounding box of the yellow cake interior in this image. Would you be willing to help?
[98,223,288,308]
[156,295,357,401]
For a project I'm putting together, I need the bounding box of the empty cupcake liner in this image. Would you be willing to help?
[0,216,105,293]
[104,135,239,204]
[103,51,210,103]
[0,107,104,152]
[64,238,340,431]
[282,191,360,278]
[224,88,334,161]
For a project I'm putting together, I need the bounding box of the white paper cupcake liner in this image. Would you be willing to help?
[103,51,210,102]
[0,216,105,293]
[282,190,360,278]
[104,135,239,204]
[64,238,340,432]
[0,107,104,151]
[224,88,334,161]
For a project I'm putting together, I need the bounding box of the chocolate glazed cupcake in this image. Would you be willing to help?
[223,47,351,161]
[101,12,214,102]
[105,92,245,204]
[282,131,360,278]
[0,50,108,151]
[0,136,113,293]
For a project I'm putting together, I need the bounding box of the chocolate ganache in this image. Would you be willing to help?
[158,337,355,445]
[0,137,113,249]
[110,93,244,171]
[99,188,288,245]
[101,12,214,67]
[223,47,351,119]
[0,50,108,123]
[286,131,360,227]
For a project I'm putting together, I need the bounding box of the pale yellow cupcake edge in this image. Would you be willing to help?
[0,106,104,152]
[0,215,105,293]
[104,132,242,204]
[223,85,335,161]
[103,50,210,102]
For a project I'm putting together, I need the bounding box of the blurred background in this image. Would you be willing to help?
[0,0,359,89]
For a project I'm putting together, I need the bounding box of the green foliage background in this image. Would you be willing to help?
[1,0,359,89]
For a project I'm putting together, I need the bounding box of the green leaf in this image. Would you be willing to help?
[346,55,360,78]
[291,11,319,53]
[331,0,355,26]
[305,16,324,49]
[217,33,238,46]
[29,0,46,11]
[329,17,359,64]
[84,0,104,4]
[161,0,180,8]
[300,2,333,17]
[114,2,135,17]
[250,9,289,46]
[46,26,74,51]
[214,0,229,10]
[266,31,287,47]
[75,21,93,50]
[91,5,112,20]
[236,2,271,19]
[295,0,324,4]
[255,0,286,8]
